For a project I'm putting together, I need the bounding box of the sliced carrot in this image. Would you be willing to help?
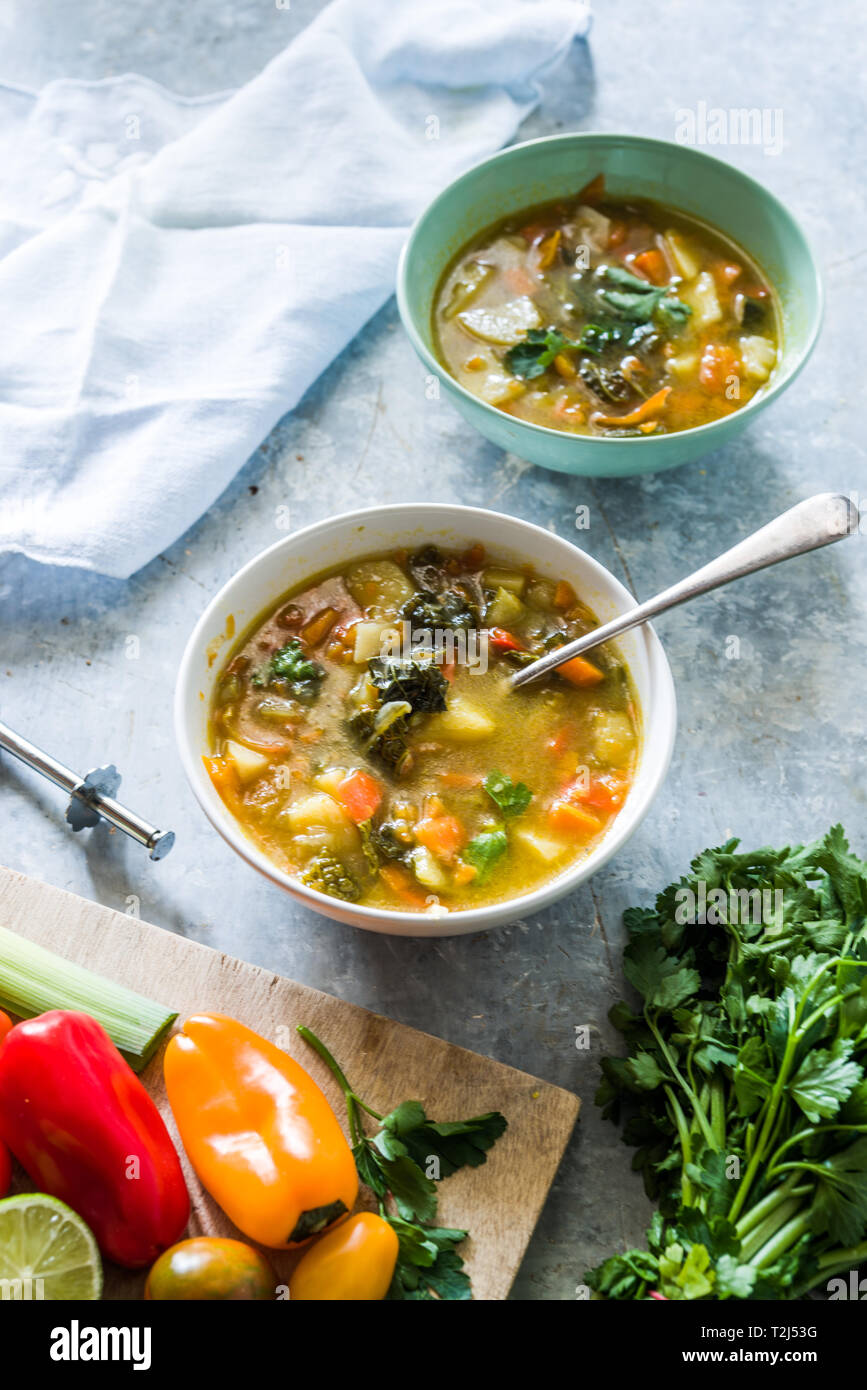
[537,230,561,269]
[439,770,483,789]
[414,814,466,861]
[629,248,668,285]
[553,352,577,379]
[548,798,603,839]
[334,768,382,823]
[453,861,478,886]
[488,627,525,652]
[380,863,429,909]
[300,606,339,647]
[591,386,671,429]
[577,172,605,204]
[557,655,605,688]
[203,754,242,812]
[554,580,576,610]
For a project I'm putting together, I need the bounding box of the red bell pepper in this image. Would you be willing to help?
[0,1010,189,1267]
[0,1138,10,1198]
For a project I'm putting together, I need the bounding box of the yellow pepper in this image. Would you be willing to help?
[289,1212,399,1301]
[164,1013,358,1249]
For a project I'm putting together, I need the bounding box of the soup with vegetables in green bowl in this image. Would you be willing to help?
[205,542,640,914]
[434,173,780,438]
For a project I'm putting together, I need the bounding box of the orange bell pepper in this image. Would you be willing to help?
[289,1212,399,1301]
[164,1013,358,1249]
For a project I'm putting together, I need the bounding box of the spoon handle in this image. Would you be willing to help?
[510,492,859,689]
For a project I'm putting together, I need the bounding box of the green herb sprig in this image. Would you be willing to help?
[298,1026,507,1300]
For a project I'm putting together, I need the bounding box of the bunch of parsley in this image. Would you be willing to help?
[587,827,867,1300]
[298,1026,507,1299]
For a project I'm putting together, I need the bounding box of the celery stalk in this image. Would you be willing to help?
[0,925,176,1070]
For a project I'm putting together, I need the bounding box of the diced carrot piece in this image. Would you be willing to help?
[334,768,383,823]
[554,581,576,610]
[566,772,628,815]
[548,798,603,839]
[300,606,339,647]
[553,352,577,379]
[503,265,537,296]
[698,343,740,394]
[380,863,429,909]
[607,219,628,249]
[545,726,574,755]
[712,259,742,286]
[461,542,486,569]
[453,861,478,886]
[557,655,605,687]
[577,172,605,204]
[519,221,550,245]
[414,814,466,861]
[439,770,483,789]
[629,248,668,285]
[441,662,457,683]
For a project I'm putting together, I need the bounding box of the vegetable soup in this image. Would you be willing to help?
[206,543,640,914]
[434,174,780,437]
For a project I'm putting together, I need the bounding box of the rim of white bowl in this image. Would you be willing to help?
[175,504,678,937]
[396,131,824,452]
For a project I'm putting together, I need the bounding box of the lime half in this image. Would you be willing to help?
[0,1194,102,1300]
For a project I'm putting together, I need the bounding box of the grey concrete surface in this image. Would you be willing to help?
[1,0,865,1299]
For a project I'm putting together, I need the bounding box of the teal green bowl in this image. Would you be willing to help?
[396,133,823,478]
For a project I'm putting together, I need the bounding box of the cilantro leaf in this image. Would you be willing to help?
[483,770,532,818]
[465,829,508,881]
[504,327,577,380]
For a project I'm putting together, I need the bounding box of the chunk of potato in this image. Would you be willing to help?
[663,230,701,281]
[458,296,542,346]
[409,845,448,890]
[685,271,722,327]
[739,334,777,382]
[665,352,699,380]
[282,792,358,855]
[594,712,636,765]
[512,826,567,864]
[345,559,415,617]
[224,740,271,784]
[485,586,526,627]
[353,620,398,664]
[477,371,526,407]
[429,693,496,742]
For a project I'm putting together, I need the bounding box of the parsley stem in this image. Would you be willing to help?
[296,1024,384,1146]
[749,1211,811,1269]
[648,1014,717,1151]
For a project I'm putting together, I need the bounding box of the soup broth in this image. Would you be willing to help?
[206,543,640,914]
[434,174,780,437]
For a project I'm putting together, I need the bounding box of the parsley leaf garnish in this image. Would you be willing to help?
[483,770,532,818]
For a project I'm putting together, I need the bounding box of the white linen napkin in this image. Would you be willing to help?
[0,0,590,578]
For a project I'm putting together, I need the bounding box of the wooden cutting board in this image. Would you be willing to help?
[0,866,579,1301]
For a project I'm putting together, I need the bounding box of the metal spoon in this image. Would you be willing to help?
[510,492,860,690]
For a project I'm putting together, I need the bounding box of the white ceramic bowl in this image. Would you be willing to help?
[175,505,677,937]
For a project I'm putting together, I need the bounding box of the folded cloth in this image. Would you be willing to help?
[0,0,590,578]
